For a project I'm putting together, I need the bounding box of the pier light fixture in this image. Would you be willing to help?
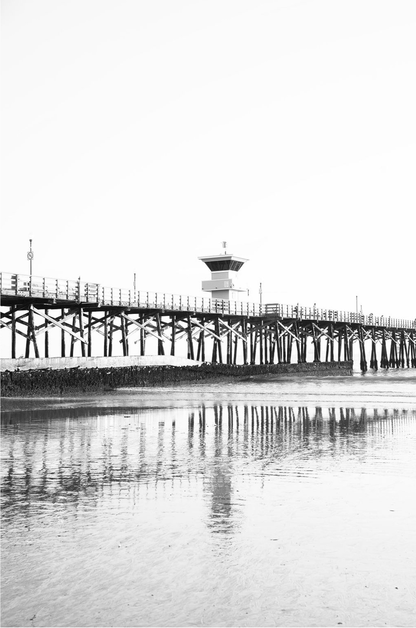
[27,239,34,276]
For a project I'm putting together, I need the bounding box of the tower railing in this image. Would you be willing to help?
[1,272,415,330]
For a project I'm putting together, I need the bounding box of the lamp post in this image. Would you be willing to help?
[27,239,34,276]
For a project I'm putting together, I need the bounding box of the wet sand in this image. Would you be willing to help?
[1,371,416,627]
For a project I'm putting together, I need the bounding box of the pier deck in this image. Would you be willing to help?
[1,272,415,371]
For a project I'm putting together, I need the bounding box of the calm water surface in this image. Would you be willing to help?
[1,371,416,627]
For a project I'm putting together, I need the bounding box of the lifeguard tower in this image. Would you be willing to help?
[199,243,248,301]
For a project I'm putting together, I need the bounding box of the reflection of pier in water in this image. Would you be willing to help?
[2,405,415,528]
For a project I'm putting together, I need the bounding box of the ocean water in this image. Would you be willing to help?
[1,370,416,627]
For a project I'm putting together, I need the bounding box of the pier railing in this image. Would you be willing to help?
[1,272,415,330]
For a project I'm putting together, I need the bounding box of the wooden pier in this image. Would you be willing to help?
[1,272,415,371]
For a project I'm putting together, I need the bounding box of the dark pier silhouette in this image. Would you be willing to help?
[1,272,415,371]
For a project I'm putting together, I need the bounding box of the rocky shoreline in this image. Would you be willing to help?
[1,361,353,397]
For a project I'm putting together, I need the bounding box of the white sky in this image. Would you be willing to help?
[1,0,415,318]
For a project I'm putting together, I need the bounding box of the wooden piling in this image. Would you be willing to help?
[140,314,145,356]
[121,314,129,356]
[108,316,114,357]
[259,325,264,365]
[389,332,397,368]
[242,319,248,365]
[11,306,16,359]
[233,325,239,365]
[79,308,85,358]
[358,326,367,372]
[227,325,232,365]
[44,308,49,358]
[370,328,378,370]
[61,309,66,357]
[186,314,194,360]
[87,311,92,357]
[156,313,165,356]
[103,312,108,357]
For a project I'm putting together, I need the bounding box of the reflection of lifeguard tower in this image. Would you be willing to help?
[199,243,248,301]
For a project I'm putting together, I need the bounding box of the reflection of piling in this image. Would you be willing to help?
[227,405,233,432]
[4,405,415,520]
[199,406,206,433]
[188,412,195,453]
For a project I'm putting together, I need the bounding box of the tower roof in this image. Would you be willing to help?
[198,254,248,272]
